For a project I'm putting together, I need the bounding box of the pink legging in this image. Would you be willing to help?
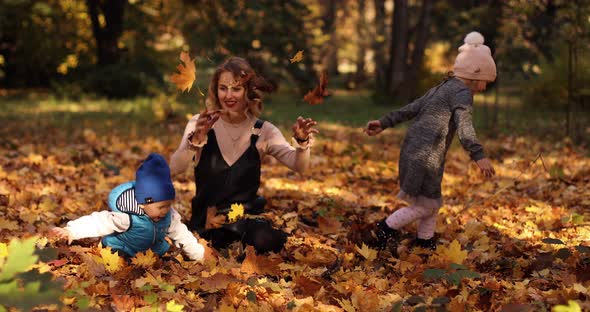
[385,205,438,239]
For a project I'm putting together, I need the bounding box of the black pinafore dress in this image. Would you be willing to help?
[190,119,287,253]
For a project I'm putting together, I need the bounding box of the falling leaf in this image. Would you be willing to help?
[303,71,329,105]
[289,50,304,63]
[131,249,157,268]
[227,203,244,223]
[170,51,196,92]
[355,243,377,261]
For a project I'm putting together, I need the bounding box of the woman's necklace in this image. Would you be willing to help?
[220,116,250,142]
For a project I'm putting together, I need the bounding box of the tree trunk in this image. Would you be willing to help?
[86,0,127,66]
[387,0,409,96]
[320,0,339,76]
[372,0,387,91]
[567,41,572,138]
[354,0,367,86]
[403,0,433,100]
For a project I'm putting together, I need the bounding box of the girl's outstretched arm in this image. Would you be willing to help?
[378,90,431,129]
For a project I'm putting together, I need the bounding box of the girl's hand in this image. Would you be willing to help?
[364,120,383,136]
[292,116,319,141]
[476,158,495,178]
[49,227,74,244]
[193,110,221,143]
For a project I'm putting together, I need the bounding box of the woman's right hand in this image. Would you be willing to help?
[193,110,221,143]
[364,120,383,136]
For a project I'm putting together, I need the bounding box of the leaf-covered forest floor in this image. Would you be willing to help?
[0,94,589,311]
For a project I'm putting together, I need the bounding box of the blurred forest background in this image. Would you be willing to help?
[1,0,589,143]
[1,2,590,310]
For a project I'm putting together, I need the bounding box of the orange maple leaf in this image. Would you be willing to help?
[289,50,304,63]
[240,246,281,276]
[303,71,329,105]
[170,51,196,92]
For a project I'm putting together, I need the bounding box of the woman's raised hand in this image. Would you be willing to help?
[364,120,383,136]
[193,110,221,143]
[292,116,319,141]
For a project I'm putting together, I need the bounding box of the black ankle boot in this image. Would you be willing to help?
[414,237,437,251]
[371,220,400,250]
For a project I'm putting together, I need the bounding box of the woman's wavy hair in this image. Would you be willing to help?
[206,57,275,117]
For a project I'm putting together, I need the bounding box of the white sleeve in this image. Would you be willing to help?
[170,114,203,176]
[65,211,130,240]
[166,209,205,261]
[263,123,311,173]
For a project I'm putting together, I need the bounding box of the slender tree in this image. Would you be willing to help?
[86,0,127,65]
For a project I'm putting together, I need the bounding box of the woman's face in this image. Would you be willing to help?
[217,71,247,114]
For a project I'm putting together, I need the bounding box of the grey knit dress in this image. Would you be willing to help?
[379,77,485,205]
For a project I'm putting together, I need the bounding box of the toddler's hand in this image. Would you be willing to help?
[476,158,495,178]
[364,120,383,136]
[49,227,74,244]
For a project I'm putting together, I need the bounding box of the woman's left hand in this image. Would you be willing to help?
[292,116,319,142]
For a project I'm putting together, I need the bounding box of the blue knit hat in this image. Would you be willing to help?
[135,153,175,205]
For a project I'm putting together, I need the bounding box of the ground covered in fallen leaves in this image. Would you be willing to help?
[0,115,589,311]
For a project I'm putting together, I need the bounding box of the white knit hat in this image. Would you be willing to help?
[453,32,497,82]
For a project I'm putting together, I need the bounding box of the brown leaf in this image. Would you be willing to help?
[240,246,281,276]
[303,71,329,105]
[200,273,234,292]
[170,51,196,92]
[205,206,227,230]
[317,216,343,234]
[111,295,136,312]
[294,275,322,296]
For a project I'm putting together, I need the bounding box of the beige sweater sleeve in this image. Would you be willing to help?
[169,114,201,176]
[259,122,311,174]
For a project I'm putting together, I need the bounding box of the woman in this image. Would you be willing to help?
[170,57,318,254]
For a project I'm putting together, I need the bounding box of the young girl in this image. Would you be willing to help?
[170,57,318,254]
[364,32,496,250]
[50,153,205,261]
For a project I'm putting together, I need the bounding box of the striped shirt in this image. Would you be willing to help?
[116,188,145,215]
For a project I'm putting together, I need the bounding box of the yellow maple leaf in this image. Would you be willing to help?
[289,50,304,63]
[170,51,196,92]
[227,203,244,223]
[0,242,7,259]
[131,249,157,268]
[166,299,185,312]
[98,246,124,273]
[552,300,581,312]
[436,240,468,264]
[355,243,377,262]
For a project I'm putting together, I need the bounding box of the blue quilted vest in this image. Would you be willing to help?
[101,182,172,258]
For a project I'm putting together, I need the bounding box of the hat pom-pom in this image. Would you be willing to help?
[464,31,484,46]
